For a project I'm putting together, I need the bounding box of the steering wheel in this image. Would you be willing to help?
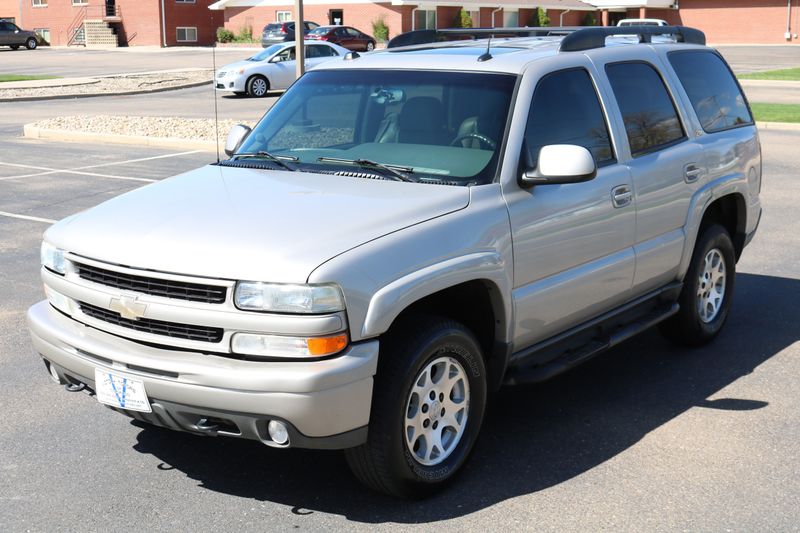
[450,133,497,150]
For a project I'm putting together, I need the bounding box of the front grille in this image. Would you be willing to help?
[79,302,224,343]
[75,262,227,304]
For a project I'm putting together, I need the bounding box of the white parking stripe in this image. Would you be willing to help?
[74,150,203,170]
[0,162,155,183]
[0,211,55,224]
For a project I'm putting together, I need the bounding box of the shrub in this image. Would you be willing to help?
[582,12,597,26]
[372,17,389,42]
[233,26,256,43]
[455,9,473,29]
[537,7,550,27]
[216,27,234,43]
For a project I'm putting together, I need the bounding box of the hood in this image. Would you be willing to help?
[219,59,259,72]
[45,166,469,283]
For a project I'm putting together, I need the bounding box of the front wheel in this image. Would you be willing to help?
[25,37,37,50]
[345,316,487,498]
[660,224,736,345]
[245,75,269,97]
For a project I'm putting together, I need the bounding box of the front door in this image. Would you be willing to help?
[329,9,343,25]
[506,62,636,349]
[105,0,116,17]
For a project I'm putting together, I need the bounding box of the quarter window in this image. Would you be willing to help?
[605,62,685,156]
[668,51,753,133]
[176,27,197,42]
[523,68,615,168]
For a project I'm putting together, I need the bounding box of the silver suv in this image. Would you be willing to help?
[28,26,761,498]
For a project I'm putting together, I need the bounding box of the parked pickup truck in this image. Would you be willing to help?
[28,25,761,498]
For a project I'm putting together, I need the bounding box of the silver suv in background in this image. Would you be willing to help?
[28,25,761,498]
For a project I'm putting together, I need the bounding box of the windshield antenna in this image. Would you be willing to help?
[212,38,221,163]
[478,35,493,62]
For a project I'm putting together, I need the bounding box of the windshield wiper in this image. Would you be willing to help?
[233,151,298,172]
[317,157,415,182]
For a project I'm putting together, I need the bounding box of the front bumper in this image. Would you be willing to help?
[27,301,378,449]
[215,75,245,92]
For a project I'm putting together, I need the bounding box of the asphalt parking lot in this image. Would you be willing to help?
[1,45,800,531]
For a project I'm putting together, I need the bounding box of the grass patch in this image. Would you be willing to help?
[750,103,800,123]
[0,74,60,83]
[738,67,800,81]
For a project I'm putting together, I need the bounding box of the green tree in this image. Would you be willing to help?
[582,12,597,26]
[372,17,389,42]
[456,9,473,29]
[537,7,550,27]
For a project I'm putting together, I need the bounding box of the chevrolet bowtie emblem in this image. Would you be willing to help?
[109,295,147,320]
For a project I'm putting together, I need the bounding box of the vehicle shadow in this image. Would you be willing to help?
[131,272,797,523]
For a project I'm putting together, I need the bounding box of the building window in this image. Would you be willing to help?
[469,11,479,28]
[71,0,88,6]
[0,17,16,23]
[276,11,291,22]
[32,0,48,7]
[502,10,519,27]
[176,27,197,42]
[33,28,50,43]
[414,9,436,30]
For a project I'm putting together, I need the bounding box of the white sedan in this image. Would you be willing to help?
[215,41,350,97]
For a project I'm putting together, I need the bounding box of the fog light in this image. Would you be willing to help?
[268,420,289,445]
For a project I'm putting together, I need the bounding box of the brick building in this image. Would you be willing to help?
[12,0,222,46]
[211,0,800,45]
[0,0,21,23]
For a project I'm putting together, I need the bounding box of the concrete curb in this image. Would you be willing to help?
[23,124,220,152]
[0,79,211,103]
[739,79,800,88]
[23,120,800,152]
[756,121,800,131]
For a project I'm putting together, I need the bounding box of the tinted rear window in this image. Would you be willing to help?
[606,61,685,156]
[668,50,753,133]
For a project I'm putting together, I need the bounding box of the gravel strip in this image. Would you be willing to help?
[0,71,212,99]
[29,115,254,142]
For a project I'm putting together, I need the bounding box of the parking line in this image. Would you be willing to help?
[74,150,204,170]
[0,211,55,224]
[0,162,155,183]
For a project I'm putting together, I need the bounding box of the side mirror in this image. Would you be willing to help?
[520,144,597,187]
[224,124,251,157]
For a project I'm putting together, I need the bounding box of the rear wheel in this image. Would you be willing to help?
[660,224,736,345]
[25,37,37,50]
[246,75,269,97]
[366,41,375,51]
[345,316,487,498]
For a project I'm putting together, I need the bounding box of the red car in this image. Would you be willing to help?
[306,25,376,51]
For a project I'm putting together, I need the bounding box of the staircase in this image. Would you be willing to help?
[67,6,122,47]
[83,19,118,47]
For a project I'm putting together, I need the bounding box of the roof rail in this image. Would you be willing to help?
[385,25,705,51]
[559,25,705,51]
[386,27,583,49]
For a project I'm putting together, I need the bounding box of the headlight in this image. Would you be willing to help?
[41,242,66,275]
[231,332,348,358]
[234,282,345,314]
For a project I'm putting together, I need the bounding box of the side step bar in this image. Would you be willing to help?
[505,302,680,385]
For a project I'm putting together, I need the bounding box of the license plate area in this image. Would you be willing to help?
[94,369,152,413]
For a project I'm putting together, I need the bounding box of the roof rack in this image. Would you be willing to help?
[559,26,705,51]
[385,25,705,51]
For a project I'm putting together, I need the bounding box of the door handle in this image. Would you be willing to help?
[611,185,632,208]
[684,163,703,183]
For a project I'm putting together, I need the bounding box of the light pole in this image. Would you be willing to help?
[295,0,305,79]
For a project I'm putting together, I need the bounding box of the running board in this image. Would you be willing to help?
[504,301,679,386]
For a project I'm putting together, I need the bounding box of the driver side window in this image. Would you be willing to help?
[524,68,614,168]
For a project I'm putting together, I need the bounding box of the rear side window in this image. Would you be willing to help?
[524,68,614,167]
[668,50,753,133]
[606,62,685,157]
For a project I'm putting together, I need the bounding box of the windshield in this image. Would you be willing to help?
[248,44,286,61]
[236,69,517,185]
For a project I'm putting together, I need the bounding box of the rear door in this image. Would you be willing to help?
[593,48,706,293]
[0,22,13,45]
[505,58,637,348]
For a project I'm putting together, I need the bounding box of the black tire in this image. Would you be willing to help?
[25,37,37,50]
[660,224,736,346]
[366,41,375,51]
[345,315,487,498]
[245,75,269,97]
[10,45,20,50]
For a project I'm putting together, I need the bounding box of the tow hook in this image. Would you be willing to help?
[64,382,86,392]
